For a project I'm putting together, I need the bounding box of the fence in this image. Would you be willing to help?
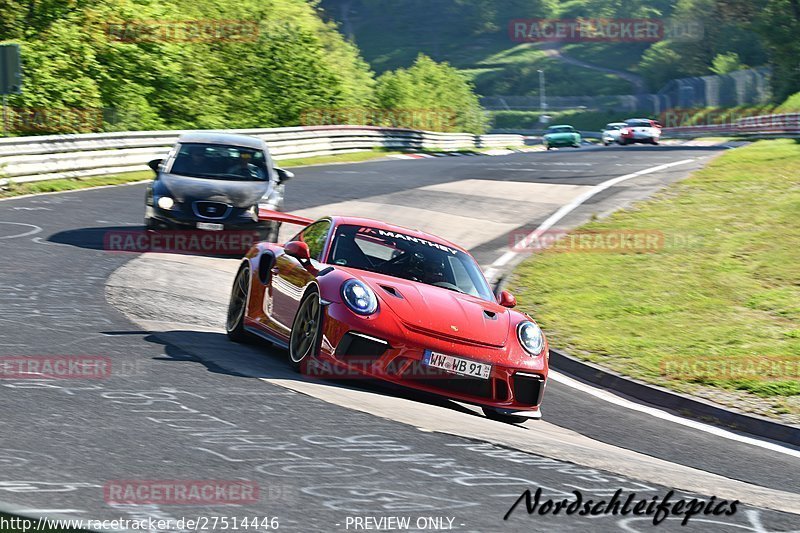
[0,126,523,186]
[661,113,800,138]
[481,68,772,116]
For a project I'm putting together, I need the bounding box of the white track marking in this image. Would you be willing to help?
[550,371,800,458]
[0,222,43,240]
[483,158,694,280]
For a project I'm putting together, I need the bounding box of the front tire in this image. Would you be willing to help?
[288,290,323,372]
[482,407,530,425]
[226,264,253,343]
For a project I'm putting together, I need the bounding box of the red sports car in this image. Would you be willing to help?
[225,213,549,423]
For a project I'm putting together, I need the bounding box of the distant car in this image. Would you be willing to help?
[601,122,627,146]
[144,132,293,242]
[619,118,661,145]
[226,214,550,424]
[543,125,581,150]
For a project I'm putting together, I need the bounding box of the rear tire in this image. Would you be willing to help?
[482,407,530,425]
[226,264,253,343]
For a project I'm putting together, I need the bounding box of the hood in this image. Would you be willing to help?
[156,173,271,208]
[350,270,511,347]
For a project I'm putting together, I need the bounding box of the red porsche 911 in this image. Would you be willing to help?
[226,213,548,423]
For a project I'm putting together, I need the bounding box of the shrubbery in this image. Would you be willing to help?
[0,0,486,134]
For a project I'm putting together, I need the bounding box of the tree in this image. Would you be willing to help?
[376,54,486,133]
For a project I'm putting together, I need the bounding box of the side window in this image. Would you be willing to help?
[300,220,331,261]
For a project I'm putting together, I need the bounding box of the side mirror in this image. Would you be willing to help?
[148,159,163,173]
[499,290,517,308]
[275,167,294,183]
[284,240,311,262]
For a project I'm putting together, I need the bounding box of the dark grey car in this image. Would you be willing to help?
[144,132,293,242]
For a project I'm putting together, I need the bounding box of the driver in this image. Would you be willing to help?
[422,256,447,284]
[225,151,266,180]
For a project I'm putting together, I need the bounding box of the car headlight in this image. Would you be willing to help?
[342,279,378,315]
[517,321,545,356]
[157,196,174,210]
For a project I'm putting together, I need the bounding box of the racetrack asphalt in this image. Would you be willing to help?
[1,144,798,532]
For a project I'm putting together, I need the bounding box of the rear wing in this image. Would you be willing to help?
[258,208,314,227]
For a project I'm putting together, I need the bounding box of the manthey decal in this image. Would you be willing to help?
[358,227,459,255]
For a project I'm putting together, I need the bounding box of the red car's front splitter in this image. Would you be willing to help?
[301,304,547,415]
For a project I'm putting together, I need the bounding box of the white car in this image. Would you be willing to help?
[601,122,627,146]
[619,118,661,145]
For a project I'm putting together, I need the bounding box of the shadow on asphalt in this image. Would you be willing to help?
[49,225,251,258]
[135,328,500,423]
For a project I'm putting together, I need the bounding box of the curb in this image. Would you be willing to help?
[549,348,800,447]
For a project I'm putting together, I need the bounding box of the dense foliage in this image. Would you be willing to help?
[0,0,486,134]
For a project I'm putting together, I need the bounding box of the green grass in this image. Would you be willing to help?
[776,91,800,113]
[510,140,800,413]
[276,148,405,167]
[0,171,154,199]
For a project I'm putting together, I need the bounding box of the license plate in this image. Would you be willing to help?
[196,222,224,231]
[423,351,491,379]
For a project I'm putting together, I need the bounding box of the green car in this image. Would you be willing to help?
[543,124,581,150]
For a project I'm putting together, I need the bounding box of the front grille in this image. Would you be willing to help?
[512,373,545,406]
[193,201,232,220]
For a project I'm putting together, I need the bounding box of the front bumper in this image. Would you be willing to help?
[146,205,277,234]
[544,137,580,147]
[310,303,548,413]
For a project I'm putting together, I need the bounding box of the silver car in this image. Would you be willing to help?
[601,122,627,146]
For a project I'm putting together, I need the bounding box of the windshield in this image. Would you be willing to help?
[329,225,495,302]
[625,120,652,128]
[169,143,269,181]
[605,124,622,130]
[547,126,574,133]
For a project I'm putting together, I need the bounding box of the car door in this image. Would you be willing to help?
[269,219,332,330]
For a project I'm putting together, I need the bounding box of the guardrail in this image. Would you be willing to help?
[662,112,800,138]
[0,126,524,186]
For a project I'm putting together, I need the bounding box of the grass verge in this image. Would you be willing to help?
[510,139,800,417]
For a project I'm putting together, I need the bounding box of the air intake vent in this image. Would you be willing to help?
[380,285,403,299]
